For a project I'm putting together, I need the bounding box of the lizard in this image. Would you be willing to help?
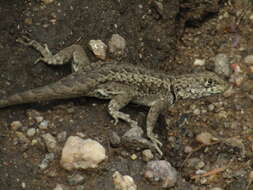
[0,36,229,155]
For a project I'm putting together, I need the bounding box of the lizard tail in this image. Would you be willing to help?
[0,71,106,109]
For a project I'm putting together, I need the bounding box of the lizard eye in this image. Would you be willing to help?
[205,79,214,87]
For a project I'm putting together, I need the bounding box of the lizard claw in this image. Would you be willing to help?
[112,117,119,125]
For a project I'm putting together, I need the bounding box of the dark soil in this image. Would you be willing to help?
[1,0,253,189]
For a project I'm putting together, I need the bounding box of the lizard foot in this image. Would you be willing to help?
[111,111,138,128]
[148,133,163,155]
[17,36,53,64]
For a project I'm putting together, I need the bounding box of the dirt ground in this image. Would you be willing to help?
[1,0,253,189]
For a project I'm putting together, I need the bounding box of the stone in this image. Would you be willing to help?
[196,132,213,145]
[213,53,231,77]
[244,55,253,64]
[42,133,58,153]
[108,34,126,56]
[60,136,107,171]
[144,160,178,188]
[142,149,154,162]
[113,171,137,190]
[88,40,107,60]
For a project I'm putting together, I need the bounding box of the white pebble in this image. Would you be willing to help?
[60,136,107,171]
[193,59,205,66]
[108,34,126,56]
[27,128,36,137]
[10,121,23,130]
[88,40,107,60]
[244,55,253,64]
[113,171,137,190]
[196,132,213,145]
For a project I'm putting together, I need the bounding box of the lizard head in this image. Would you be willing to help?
[173,72,229,99]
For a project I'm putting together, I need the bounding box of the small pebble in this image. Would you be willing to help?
[108,34,126,56]
[144,160,178,188]
[193,108,201,115]
[113,171,137,190]
[187,158,202,169]
[130,154,137,160]
[76,185,85,190]
[10,121,23,130]
[244,55,253,64]
[184,145,193,153]
[38,120,49,130]
[213,53,231,77]
[42,133,58,153]
[110,131,121,147]
[196,132,213,145]
[229,73,245,87]
[196,161,205,169]
[210,188,224,190]
[67,174,85,185]
[54,184,69,190]
[41,0,55,4]
[35,116,44,123]
[208,104,215,111]
[193,59,206,66]
[57,131,67,142]
[88,40,107,60]
[142,149,154,162]
[27,128,36,137]
[21,182,26,189]
[39,153,55,170]
[16,131,30,144]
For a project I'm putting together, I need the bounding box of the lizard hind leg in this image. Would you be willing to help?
[107,91,138,128]
[146,98,172,155]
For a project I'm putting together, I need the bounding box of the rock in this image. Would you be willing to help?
[208,104,215,111]
[229,73,245,87]
[122,127,156,151]
[210,188,224,190]
[38,120,49,130]
[53,184,69,190]
[10,121,23,130]
[196,132,213,145]
[193,59,205,66]
[142,149,154,162]
[42,133,58,153]
[113,171,137,190]
[88,40,107,60]
[27,128,36,137]
[144,160,178,188]
[57,131,67,142]
[39,153,55,170]
[244,55,253,64]
[16,132,30,144]
[67,174,85,185]
[41,0,55,4]
[184,146,193,153]
[76,185,85,190]
[213,53,231,77]
[60,136,107,171]
[108,34,126,56]
[186,158,202,169]
[35,116,44,123]
[130,154,137,160]
[110,131,121,147]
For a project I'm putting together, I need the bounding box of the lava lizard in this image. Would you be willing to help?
[0,37,229,155]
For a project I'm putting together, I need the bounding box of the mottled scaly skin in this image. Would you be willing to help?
[0,63,227,108]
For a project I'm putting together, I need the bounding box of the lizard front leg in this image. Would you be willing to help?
[146,97,173,155]
[108,91,138,128]
[17,36,91,72]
